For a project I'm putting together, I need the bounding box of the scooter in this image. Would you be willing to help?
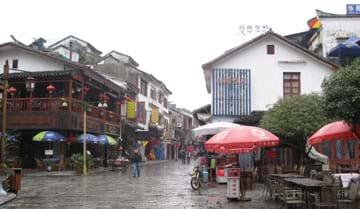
[190,166,201,190]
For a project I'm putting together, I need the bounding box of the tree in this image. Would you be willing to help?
[260,94,332,159]
[322,58,360,135]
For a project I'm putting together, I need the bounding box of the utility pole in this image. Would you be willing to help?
[83,107,87,176]
[1,60,9,164]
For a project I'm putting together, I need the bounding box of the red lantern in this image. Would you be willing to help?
[46,84,55,94]
[83,86,89,94]
[8,87,17,96]
[67,136,76,143]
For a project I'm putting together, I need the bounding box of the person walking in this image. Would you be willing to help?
[131,149,141,177]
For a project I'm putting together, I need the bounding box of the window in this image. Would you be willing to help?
[140,79,147,96]
[163,98,168,108]
[158,92,163,104]
[267,45,274,55]
[283,72,300,98]
[12,59,18,69]
[150,88,156,100]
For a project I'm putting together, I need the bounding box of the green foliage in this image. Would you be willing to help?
[322,58,360,127]
[260,94,332,141]
[69,153,94,171]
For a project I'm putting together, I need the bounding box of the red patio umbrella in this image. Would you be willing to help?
[308,120,360,145]
[204,125,279,154]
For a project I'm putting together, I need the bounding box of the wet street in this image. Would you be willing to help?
[3,161,280,209]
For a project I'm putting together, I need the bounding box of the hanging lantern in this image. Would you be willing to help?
[8,87,17,96]
[67,136,76,143]
[83,86,89,94]
[46,84,55,94]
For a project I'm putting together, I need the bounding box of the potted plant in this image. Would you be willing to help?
[69,153,95,174]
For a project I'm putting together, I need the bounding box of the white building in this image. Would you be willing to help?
[308,9,360,60]
[48,35,102,64]
[202,31,338,122]
[96,50,172,159]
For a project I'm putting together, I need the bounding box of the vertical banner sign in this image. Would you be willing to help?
[212,68,251,116]
[136,102,146,123]
[127,101,136,119]
[151,108,159,124]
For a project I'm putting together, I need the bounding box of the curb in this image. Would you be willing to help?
[23,160,172,177]
[0,193,16,206]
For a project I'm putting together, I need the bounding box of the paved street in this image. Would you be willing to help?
[3,161,280,209]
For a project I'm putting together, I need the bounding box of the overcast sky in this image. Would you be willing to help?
[0,0,352,111]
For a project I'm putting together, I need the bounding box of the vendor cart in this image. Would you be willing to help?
[110,158,129,171]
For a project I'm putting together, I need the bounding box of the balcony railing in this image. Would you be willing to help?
[2,97,120,124]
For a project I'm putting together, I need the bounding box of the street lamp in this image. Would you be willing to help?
[25,76,35,92]
[26,76,35,112]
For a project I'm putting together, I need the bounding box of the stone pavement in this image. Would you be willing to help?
[3,160,358,208]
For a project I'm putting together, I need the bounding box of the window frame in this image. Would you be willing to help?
[283,72,301,98]
[267,45,275,55]
[12,59,18,69]
[140,79,147,97]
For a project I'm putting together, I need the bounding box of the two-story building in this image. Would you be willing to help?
[202,30,338,123]
[48,35,103,64]
[95,50,172,160]
[0,41,126,168]
[169,105,193,160]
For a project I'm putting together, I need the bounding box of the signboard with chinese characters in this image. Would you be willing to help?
[136,102,146,124]
[238,24,270,36]
[212,68,251,116]
[151,108,159,124]
[104,123,120,136]
[127,101,136,119]
[347,4,360,15]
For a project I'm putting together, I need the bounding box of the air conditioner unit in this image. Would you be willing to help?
[176,123,182,128]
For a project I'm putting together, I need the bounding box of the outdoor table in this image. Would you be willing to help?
[333,173,360,188]
[283,177,336,206]
[269,173,305,179]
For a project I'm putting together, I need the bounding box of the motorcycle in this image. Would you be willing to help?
[190,166,201,190]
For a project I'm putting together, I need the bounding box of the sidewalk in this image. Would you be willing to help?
[22,159,171,177]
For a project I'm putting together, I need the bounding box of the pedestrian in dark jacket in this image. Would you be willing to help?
[131,149,141,177]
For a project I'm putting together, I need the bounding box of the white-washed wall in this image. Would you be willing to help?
[0,48,63,72]
[212,36,334,114]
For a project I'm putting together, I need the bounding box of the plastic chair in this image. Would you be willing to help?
[282,189,305,209]
[35,158,44,171]
[313,186,338,209]
[54,158,65,171]
[337,180,359,209]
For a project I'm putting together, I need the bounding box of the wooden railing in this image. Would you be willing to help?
[2,98,120,124]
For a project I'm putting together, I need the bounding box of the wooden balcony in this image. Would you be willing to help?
[1,97,121,135]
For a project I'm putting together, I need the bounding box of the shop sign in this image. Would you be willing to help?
[127,101,136,119]
[151,108,159,124]
[104,123,120,136]
[136,102,146,123]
